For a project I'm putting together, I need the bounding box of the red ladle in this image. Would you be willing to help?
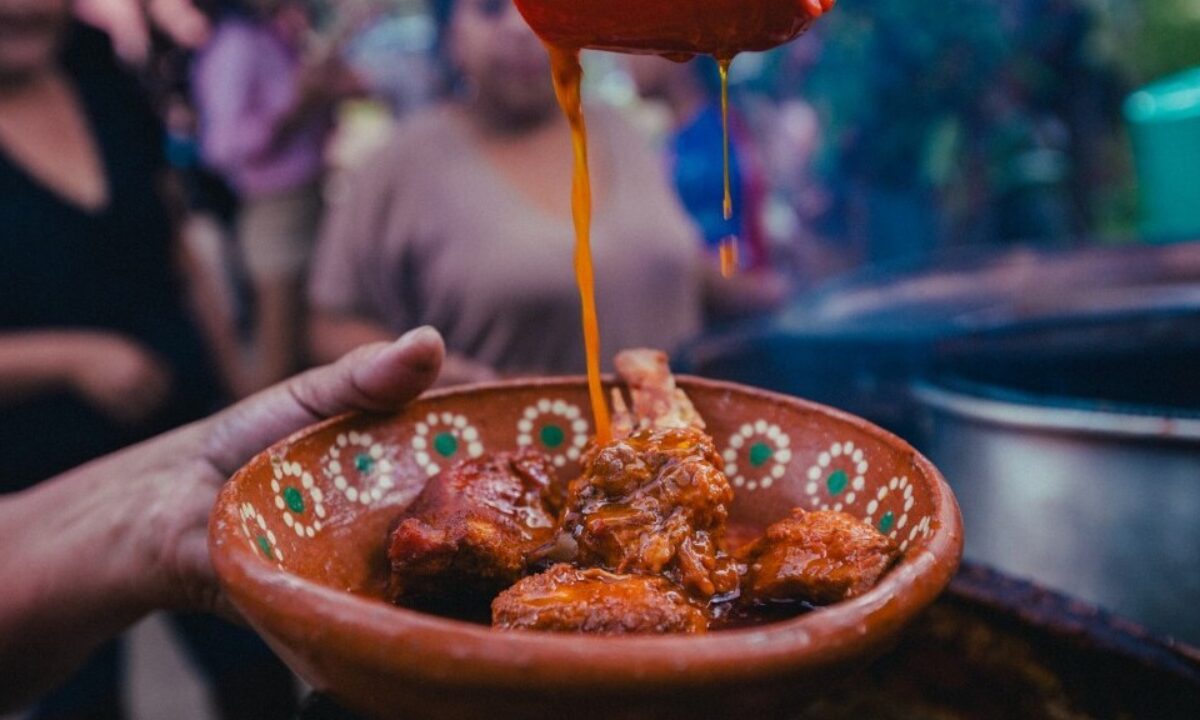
[513,0,836,59]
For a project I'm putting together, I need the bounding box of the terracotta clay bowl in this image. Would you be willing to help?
[513,0,835,58]
[209,377,963,720]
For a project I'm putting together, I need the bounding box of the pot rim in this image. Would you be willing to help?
[913,379,1200,442]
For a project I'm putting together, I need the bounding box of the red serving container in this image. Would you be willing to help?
[513,0,836,59]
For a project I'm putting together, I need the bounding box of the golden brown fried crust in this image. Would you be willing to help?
[738,509,900,605]
[387,449,562,602]
[548,426,740,600]
[492,564,708,634]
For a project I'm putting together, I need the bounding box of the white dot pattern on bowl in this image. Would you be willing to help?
[805,440,868,510]
[515,398,589,468]
[323,431,397,506]
[240,401,937,571]
[859,475,918,542]
[723,420,791,491]
[239,501,282,566]
[271,455,324,538]
[411,414,483,477]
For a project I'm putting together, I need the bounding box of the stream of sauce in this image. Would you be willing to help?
[546,44,612,444]
[545,49,741,440]
[717,58,738,278]
[528,0,837,442]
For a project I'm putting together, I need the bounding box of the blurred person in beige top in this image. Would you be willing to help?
[308,0,702,384]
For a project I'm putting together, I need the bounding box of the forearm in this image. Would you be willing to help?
[0,434,181,709]
[0,330,447,711]
[0,332,80,406]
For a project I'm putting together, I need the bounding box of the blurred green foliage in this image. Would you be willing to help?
[751,0,1200,244]
[1123,0,1200,82]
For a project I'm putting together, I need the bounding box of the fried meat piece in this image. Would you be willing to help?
[388,449,561,603]
[541,349,738,599]
[550,427,739,599]
[492,564,707,634]
[738,509,900,605]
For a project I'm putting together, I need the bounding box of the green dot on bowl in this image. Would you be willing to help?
[879,511,895,533]
[256,536,273,560]
[749,442,773,467]
[355,453,375,474]
[434,432,459,458]
[540,424,565,449]
[283,486,305,514]
[827,469,848,495]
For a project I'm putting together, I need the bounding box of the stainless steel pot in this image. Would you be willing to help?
[913,379,1200,645]
[680,243,1200,438]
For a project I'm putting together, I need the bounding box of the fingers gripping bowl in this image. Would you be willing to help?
[209,375,963,719]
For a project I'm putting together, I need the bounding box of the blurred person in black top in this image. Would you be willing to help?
[0,1,295,718]
[0,16,211,485]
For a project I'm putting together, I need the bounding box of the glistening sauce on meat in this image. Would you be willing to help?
[387,351,902,634]
[708,598,817,630]
[400,520,817,632]
[403,585,815,630]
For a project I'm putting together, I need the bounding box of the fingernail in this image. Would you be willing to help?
[394,327,444,370]
[400,326,441,346]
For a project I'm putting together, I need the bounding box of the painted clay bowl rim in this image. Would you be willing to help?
[211,375,963,690]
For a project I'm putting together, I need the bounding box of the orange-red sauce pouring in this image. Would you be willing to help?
[517,0,836,439]
[545,45,612,444]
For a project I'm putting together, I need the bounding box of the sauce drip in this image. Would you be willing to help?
[718,58,733,224]
[718,236,739,277]
[546,44,612,444]
[717,57,738,279]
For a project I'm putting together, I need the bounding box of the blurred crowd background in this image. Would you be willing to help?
[29,0,1200,399]
[125,0,1200,391]
[3,0,1200,717]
